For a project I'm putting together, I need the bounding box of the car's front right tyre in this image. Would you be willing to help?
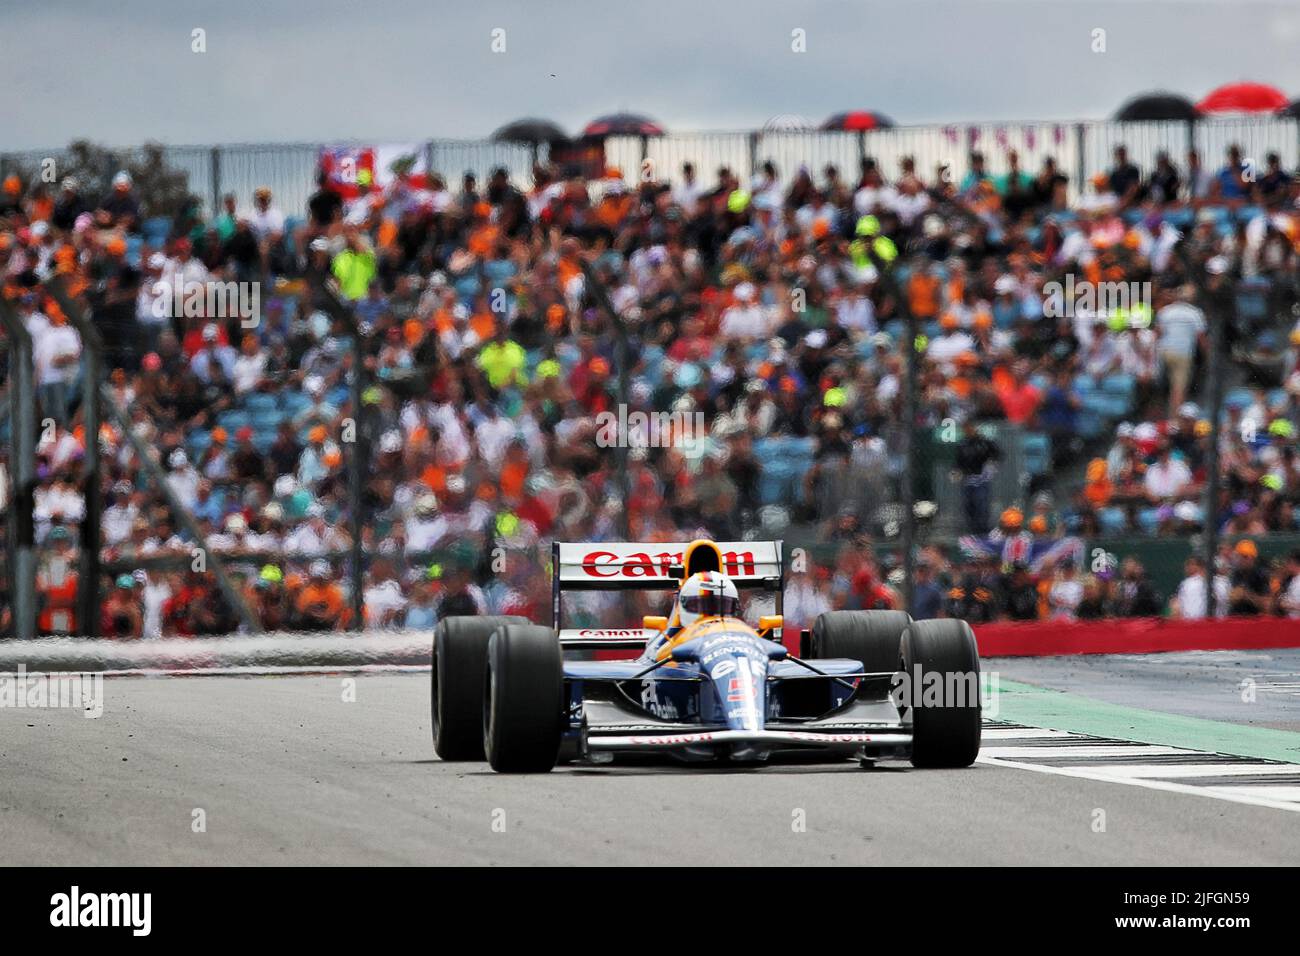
[903,619,982,768]
[484,624,564,773]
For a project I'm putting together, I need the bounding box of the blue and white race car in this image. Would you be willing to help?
[430,539,981,772]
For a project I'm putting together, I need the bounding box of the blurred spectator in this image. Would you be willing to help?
[1170,555,1229,619]
[1113,557,1161,617]
[100,574,143,639]
[955,419,999,534]
[1227,539,1270,616]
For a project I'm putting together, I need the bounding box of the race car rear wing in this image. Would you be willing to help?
[551,540,784,628]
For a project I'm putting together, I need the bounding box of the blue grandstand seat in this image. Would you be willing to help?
[280,391,311,414]
[141,216,171,247]
[1097,506,1129,534]
[1136,507,1162,535]
[1075,408,1103,439]
[188,430,213,456]
[245,393,279,413]
[216,410,251,431]
[1101,372,1134,398]
[754,436,815,506]
[1020,432,1051,476]
[1224,387,1253,410]
[250,409,285,431]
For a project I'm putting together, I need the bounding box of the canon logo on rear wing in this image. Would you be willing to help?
[554,540,783,590]
[578,549,759,578]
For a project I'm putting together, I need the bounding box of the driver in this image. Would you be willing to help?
[659,571,741,651]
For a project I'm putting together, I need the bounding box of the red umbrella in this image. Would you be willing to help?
[1196,82,1289,114]
[821,111,895,132]
[582,113,664,138]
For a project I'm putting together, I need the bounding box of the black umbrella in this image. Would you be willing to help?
[1113,92,1198,122]
[491,118,569,144]
[582,112,664,138]
[1278,99,1300,119]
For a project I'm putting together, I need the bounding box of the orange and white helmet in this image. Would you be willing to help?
[677,571,740,628]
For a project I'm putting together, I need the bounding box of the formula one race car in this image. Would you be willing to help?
[430,539,981,773]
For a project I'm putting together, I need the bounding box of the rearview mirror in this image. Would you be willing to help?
[758,615,784,632]
[643,615,668,632]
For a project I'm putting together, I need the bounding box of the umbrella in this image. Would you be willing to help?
[1196,82,1289,115]
[491,118,569,144]
[763,114,815,132]
[821,111,895,132]
[1278,99,1300,119]
[582,113,664,138]
[1113,92,1198,122]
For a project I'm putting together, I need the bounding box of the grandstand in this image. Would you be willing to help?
[1,119,1298,637]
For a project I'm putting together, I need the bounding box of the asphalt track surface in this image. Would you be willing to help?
[4,669,1299,866]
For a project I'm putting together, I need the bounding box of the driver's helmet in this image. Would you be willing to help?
[677,571,741,628]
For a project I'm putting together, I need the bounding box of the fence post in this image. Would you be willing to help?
[580,260,632,540]
[0,297,36,639]
[423,140,436,189]
[898,267,919,615]
[209,147,221,219]
[1200,275,1228,616]
[41,277,102,637]
[315,280,367,631]
[1074,122,1087,198]
[748,131,759,184]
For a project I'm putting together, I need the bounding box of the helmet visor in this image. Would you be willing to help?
[681,592,741,618]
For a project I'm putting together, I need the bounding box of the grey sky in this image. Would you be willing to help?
[4,0,1298,149]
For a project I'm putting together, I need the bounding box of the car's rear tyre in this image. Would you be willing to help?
[485,624,564,773]
[902,619,981,768]
[431,615,527,760]
[810,610,912,674]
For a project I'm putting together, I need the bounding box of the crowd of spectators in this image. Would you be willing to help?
[1,135,1299,636]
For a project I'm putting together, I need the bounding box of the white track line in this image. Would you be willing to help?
[981,745,1193,759]
[1079,763,1300,779]
[1206,786,1300,801]
[981,728,1072,740]
[978,756,1300,813]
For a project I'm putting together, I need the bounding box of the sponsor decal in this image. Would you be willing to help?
[579,549,758,578]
